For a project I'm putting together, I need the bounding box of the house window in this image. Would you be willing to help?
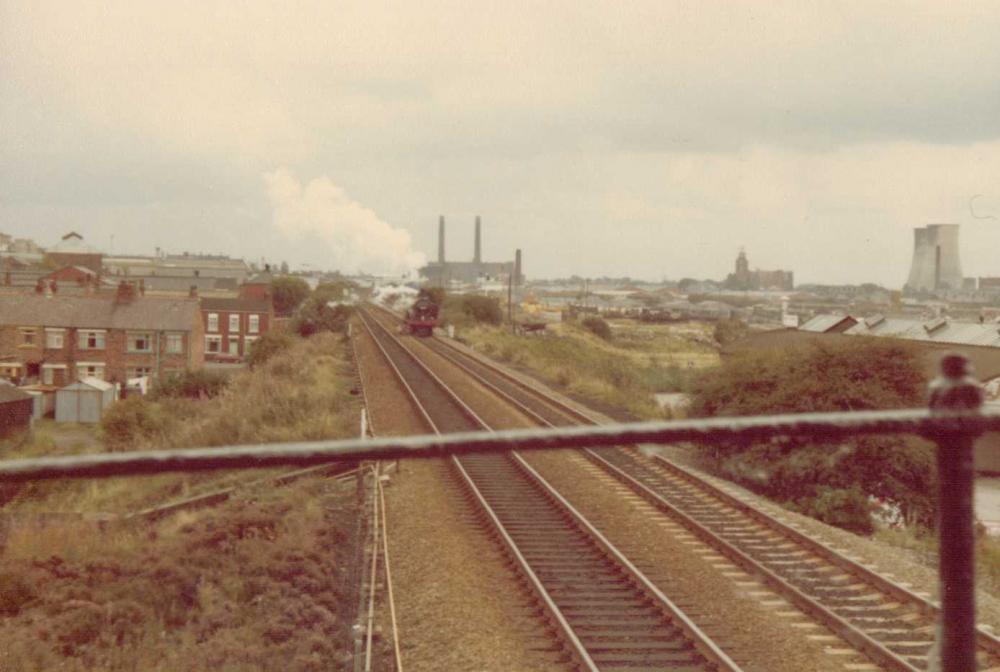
[0,363,22,380]
[165,333,184,354]
[248,314,260,333]
[19,328,37,346]
[229,314,240,333]
[78,330,106,350]
[228,336,240,355]
[77,363,106,381]
[207,313,219,332]
[45,329,65,349]
[42,365,65,385]
[244,336,258,354]
[127,366,154,379]
[127,332,153,353]
[205,335,222,353]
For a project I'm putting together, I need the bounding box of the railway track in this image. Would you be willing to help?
[364,303,1000,671]
[357,306,741,672]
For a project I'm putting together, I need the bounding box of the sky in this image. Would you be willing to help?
[2,2,1000,286]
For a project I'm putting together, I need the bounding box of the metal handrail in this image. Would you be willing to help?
[1,408,997,482]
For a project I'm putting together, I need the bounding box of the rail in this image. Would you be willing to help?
[0,350,994,671]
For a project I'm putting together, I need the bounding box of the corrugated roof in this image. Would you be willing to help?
[844,316,1000,348]
[800,314,854,333]
[0,384,32,403]
[0,294,201,331]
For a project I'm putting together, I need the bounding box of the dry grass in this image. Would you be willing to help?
[455,319,718,419]
[3,333,359,514]
[0,332,362,671]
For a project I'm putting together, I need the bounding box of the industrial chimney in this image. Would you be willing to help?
[906,224,963,291]
[474,216,482,264]
[438,215,446,264]
[514,248,522,286]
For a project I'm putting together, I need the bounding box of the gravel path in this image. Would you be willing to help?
[353,320,564,672]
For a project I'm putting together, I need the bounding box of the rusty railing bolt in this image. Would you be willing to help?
[928,353,984,672]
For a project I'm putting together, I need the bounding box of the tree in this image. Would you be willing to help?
[280,261,290,274]
[271,276,311,316]
[292,298,352,337]
[689,338,933,533]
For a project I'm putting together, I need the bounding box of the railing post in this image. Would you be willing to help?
[928,353,983,672]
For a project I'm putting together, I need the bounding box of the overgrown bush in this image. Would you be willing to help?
[292,299,352,337]
[100,396,171,451]
[461,295,503,325]
[582,316,612,340]
[690,338,933,533]
[247,331,295,368]
[151,370,229,400]
[713,318,748,346]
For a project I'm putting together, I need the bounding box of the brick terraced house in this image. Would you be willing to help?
[0,283,204,386]
[200,295,273,361]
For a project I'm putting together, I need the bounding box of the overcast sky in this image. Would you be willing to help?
[3,2,999,286]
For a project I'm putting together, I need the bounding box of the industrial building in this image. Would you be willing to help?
[419,216,523,286]
[905,224,963,292]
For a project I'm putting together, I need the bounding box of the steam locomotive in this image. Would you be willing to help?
[403,291,440,337]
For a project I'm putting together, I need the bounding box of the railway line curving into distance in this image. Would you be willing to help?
[363,301,1000,671]
[357,305,742,672]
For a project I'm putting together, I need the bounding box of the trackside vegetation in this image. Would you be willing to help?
[0,332,364,670]
[689,338,933,534]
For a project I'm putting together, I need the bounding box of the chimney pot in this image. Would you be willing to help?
[189,285,198,298]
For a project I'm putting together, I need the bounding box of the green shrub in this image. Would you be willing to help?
[247,331,295,368]
[690,338,933,534]
[292,299,352,337]
[789,485,874,535]
[582,316,612,340]
[461,295,503,325]
[151,370,229,400]
[713,318,748,346]
[100,397,170,451]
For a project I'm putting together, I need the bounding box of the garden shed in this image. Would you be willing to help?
[0,384,34,440]
[55,377,116,424]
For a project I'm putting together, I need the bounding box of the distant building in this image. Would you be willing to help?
[45,232,103,274]
[723,249,793,291]
[418,216,521,286]
[104,252,251,282]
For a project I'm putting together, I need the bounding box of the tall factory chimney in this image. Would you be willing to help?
[438,215,446,264]
[474,216,482,264]
[514,248,522,285]
[905,224,963,291]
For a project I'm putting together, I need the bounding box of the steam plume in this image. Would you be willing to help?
[264,168,426,274]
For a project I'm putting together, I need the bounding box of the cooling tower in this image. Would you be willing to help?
[474,216,482,264]
[438,215,445,264]
[906,224,963,291]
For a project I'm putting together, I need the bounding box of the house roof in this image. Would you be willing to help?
[0,294,201,331]
[799,314,858,333]
[200,296,272,312]
[0,384,33,403]
[842,315,1000,348]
